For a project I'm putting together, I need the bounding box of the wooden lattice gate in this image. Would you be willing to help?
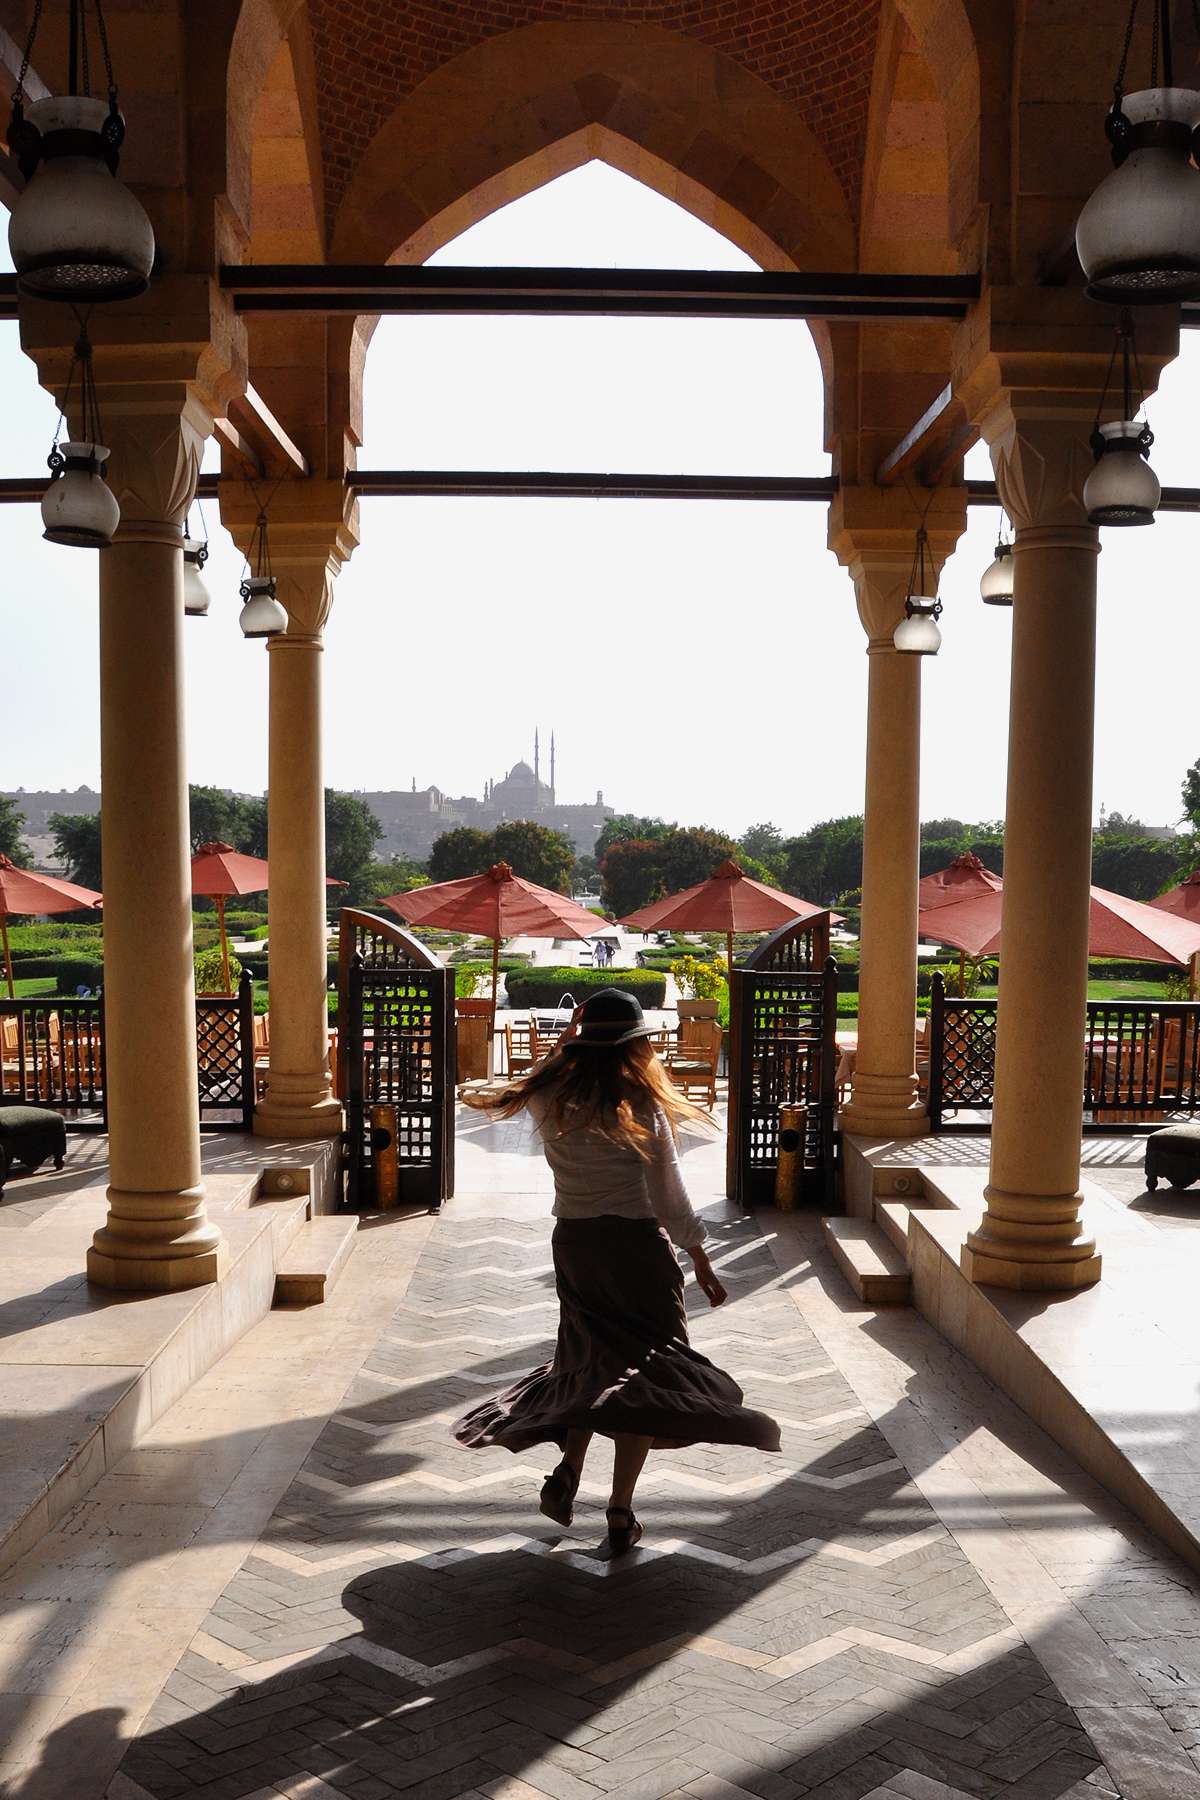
[338,909,455,1212]
[727,916,838,1209]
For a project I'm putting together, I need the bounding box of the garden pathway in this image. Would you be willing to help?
[3,1114,1200,1798]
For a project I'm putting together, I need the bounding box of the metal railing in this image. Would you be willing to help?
[928,972,1200,1134]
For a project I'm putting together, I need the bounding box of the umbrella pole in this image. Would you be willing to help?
[217,895,232,996]
[1,916,12,999]
[727,930,734,978]
[490,934,500,1073]
[958,949,966,998]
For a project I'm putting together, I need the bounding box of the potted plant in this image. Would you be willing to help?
[671,954,725,1022]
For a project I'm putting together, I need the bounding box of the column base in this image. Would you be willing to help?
[961,1184,1101,1291]
[88,1183,228,1291]
[254,1094,344,1140]
[87,1241,228,1292]
[839,1071,929,1140]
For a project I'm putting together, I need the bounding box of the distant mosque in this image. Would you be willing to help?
[359,731,614,861]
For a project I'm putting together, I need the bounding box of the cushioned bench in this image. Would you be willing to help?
[1145,1122,1200,1193]
[0,1105,67,1197]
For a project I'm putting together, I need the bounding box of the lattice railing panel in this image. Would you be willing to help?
[941,1003,998,1111]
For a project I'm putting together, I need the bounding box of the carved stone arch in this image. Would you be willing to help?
[329,22,856,271]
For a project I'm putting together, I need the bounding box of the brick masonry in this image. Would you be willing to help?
[111,1210,1115,1800]
[309,1,882,227]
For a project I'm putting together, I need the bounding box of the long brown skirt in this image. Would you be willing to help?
[453,1215,781,1454]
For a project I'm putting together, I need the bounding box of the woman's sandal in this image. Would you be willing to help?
[539,1460,580,1527]
[606,1507,644,1556]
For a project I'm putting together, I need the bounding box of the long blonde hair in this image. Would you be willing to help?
[466,1036,711,1156]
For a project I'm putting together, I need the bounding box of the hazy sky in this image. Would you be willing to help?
[2,161,1197,836]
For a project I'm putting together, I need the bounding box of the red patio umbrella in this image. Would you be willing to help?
[621,858,838,975]
[1149,869,1200,995]
[384,861,603,1028]
[918,882,1200,966]
[0,853,102,998]
[918,854,1004,991]
[190,841,346,995]
[918,852,1003,910]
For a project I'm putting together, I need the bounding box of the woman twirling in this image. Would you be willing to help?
[454,987,780,1555]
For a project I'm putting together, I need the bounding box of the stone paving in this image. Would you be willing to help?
[9,1111,1200,1798]
[109,1177,1113,1798]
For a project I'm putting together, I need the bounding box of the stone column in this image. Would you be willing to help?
[830,488,966,1140]
[961,407,1103,1289]
[89,398,227,1289]
[221,484,358,1140]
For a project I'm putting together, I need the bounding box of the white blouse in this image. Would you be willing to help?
[527,1091,707,1251]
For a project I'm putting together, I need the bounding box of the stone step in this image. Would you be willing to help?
[250,1190,311,1260]
[274,1215,358,1306]
[822,1216,911,1306]
[873,1198,944,1259]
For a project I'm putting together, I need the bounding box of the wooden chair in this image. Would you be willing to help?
[663,1019,721,1109]
[915,1015,932,1098]
[504,1018,535,1076]
[252,1012,271,1100]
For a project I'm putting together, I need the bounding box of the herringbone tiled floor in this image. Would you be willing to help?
[109,1202,1115,1800]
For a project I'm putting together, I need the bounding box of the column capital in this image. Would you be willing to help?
[954,285,1179,531]
[220,478,360,639]
[828,484,967,648]
[19,276,246,542]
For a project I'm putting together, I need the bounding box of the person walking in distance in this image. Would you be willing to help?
[454,987,780,1554]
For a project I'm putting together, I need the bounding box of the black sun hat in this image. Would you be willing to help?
[571,987,656,1047]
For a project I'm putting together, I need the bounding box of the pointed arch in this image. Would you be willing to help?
[329,22,855,272]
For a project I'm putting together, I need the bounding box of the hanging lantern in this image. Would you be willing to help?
[41,327,119,549]
[1084,312,1161,526]
[7,5,155,304]
[183,524,210,618]
[239,512,288,639]
[980,533,1014,607]
[894,524,943,656]
[1075,1,1200,303]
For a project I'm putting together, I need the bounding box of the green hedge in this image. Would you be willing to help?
[505,967,667,1010]
[5,954,104,988]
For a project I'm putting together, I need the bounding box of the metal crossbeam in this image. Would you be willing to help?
[218,265,981,321]
[2,469,1200,508]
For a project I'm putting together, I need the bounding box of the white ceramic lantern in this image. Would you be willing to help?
[8,95,154,302]
[41,442,119,548]
[238,574,288,639]
[1076,87,1200,303]
[1084,421,1161,525]
[183,538,210,617]
[893,595,943,656]
[979,539,1014,606]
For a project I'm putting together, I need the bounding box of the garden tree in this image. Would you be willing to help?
[238,795,269,858]
[359,858,430,904]
[325,789,383,901]
[657,825,740,892]
[572,852,599,887]
[599,838,666,917]
[188,784,255,852]
[1095,808,1147,839]
[428,827,493,883]
[782,816,865,905]
[0,795,28,863]
[738,821,786,879]
[1091,835,1180,900]
[594,813,672,860]
[920,818,968,844]
[490,820,575,893]
[1183,756,1200,833]
[48,811,103,891]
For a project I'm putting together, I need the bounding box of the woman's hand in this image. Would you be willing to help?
[689,1246,727,1308]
